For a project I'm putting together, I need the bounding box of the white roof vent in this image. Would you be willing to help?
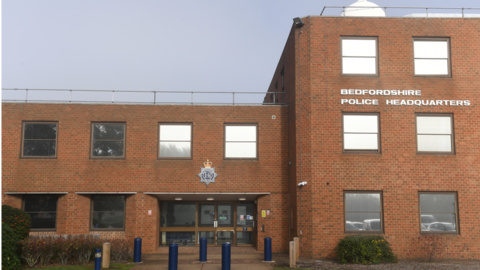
[341,0,386,17]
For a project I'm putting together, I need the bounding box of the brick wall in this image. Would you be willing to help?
[2,103,289,253]
[286,16,480,259]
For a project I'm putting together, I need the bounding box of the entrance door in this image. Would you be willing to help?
[160,201,255,247]
[197,203,236,246]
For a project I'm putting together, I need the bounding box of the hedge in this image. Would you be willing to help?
[2,222,23,270]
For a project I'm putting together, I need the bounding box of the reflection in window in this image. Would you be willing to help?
[218,204,233,227]
[343,114,380,152]
[24,195,58,230]
[416,115,453,153]
[341,38,377,75]
[22,123,57,157]
[91,123,125,157]
[420,193,458,233]
[414,39,450,76]
[345,192,382,232]
[161,202,196,227]
[91,196,125,230]
[160,232,195,246]
[237,203,255,227]
[225,125,257,158]
[159,124,192,158]
[237,232,254,245]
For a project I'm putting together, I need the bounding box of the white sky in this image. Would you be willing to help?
[2,0,479,102]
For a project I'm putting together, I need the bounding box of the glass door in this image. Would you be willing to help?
[236,203,256,246]
[217,203,235,245]
[197,203,216,246]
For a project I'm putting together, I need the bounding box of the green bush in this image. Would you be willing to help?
[2,222,23,270]
[2,205,31,240]
[336,235,397,264]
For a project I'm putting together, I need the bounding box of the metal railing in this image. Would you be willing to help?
[1,88,285,105]
[320,6,480,17]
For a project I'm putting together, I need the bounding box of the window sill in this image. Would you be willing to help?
[345,230,384,234]
[20,156,57,159]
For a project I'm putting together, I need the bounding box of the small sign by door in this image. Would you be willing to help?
[262,210,266,218]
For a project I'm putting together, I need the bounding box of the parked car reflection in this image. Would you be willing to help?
[426,222,456,232]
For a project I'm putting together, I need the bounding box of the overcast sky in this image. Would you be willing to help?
[2,0,479,103]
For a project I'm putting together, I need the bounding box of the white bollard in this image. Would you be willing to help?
[102,242,111,269]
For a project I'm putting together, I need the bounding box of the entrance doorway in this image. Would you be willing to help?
[160,202,256,247]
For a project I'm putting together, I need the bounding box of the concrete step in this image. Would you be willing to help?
[131,263,273,270]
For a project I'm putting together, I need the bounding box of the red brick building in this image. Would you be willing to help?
[2,3,480,260]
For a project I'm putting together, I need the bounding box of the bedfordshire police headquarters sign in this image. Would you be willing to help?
[340,89,471,106]
[198,159,218,186]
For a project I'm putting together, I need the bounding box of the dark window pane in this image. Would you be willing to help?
[93,196,125,211]
[24,195,57,212]
[93,124,125,140]
[24,124,57,139]
[218,204,233,227]
[237,232,253,245]
[92,212,124,229]
[160,232,195,246]
[92,141,124,156]
[30,213,56,229]
[197,232,215,245]
[198,204,215,227]
[161,203,196,227]
[217,231,233,245]
[23,140,56,156]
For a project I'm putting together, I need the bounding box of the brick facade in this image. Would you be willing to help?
[266,16,479,259]
[2,104,289,253]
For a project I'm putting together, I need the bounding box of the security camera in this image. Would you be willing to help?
[298,181,307,187]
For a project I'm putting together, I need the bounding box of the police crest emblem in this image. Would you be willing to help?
[197,159,218,186]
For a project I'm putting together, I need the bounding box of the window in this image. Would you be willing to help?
[416,114,454,154]
[21,122,58,158]
[419,192,458,233]
[413,38,450,76]
[91,123,125,158]
[344,191,383,233]
[159,123,192,159]
[91,195,125,230]
[224,124,258,159]
[23,195,58,230]
[341,37,378,75]
[342,113,380,153]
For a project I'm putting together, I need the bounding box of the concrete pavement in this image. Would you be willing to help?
[131,263,273,270]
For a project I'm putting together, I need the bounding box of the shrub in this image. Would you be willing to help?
[110,238,134,262]
[2,205,31,240]
[2,223,22,270]
[20,237,42,267]
[336,235,397,264]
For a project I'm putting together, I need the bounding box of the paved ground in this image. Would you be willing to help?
[131,263,273,270]
[130,253,273,270]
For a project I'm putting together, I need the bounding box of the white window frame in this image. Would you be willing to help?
[158,123,193,160]
[341,37,379,76]
[413,37,451,77]
[224,124,258,160]
[342,112,381,153]
[416,114,454,154]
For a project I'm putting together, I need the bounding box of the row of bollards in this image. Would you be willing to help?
[168,237,273,270]
[95,237,274,270]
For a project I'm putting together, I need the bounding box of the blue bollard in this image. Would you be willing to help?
[94,249,101,270]
[264,237,272,261]
[133,238,142,263]
[221,242,231,270]
[169,243,178,270]
[199,237,207,262]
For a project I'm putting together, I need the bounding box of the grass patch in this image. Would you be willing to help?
[36,263,135,270]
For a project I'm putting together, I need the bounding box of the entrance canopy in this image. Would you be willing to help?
[144,192,269,201]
